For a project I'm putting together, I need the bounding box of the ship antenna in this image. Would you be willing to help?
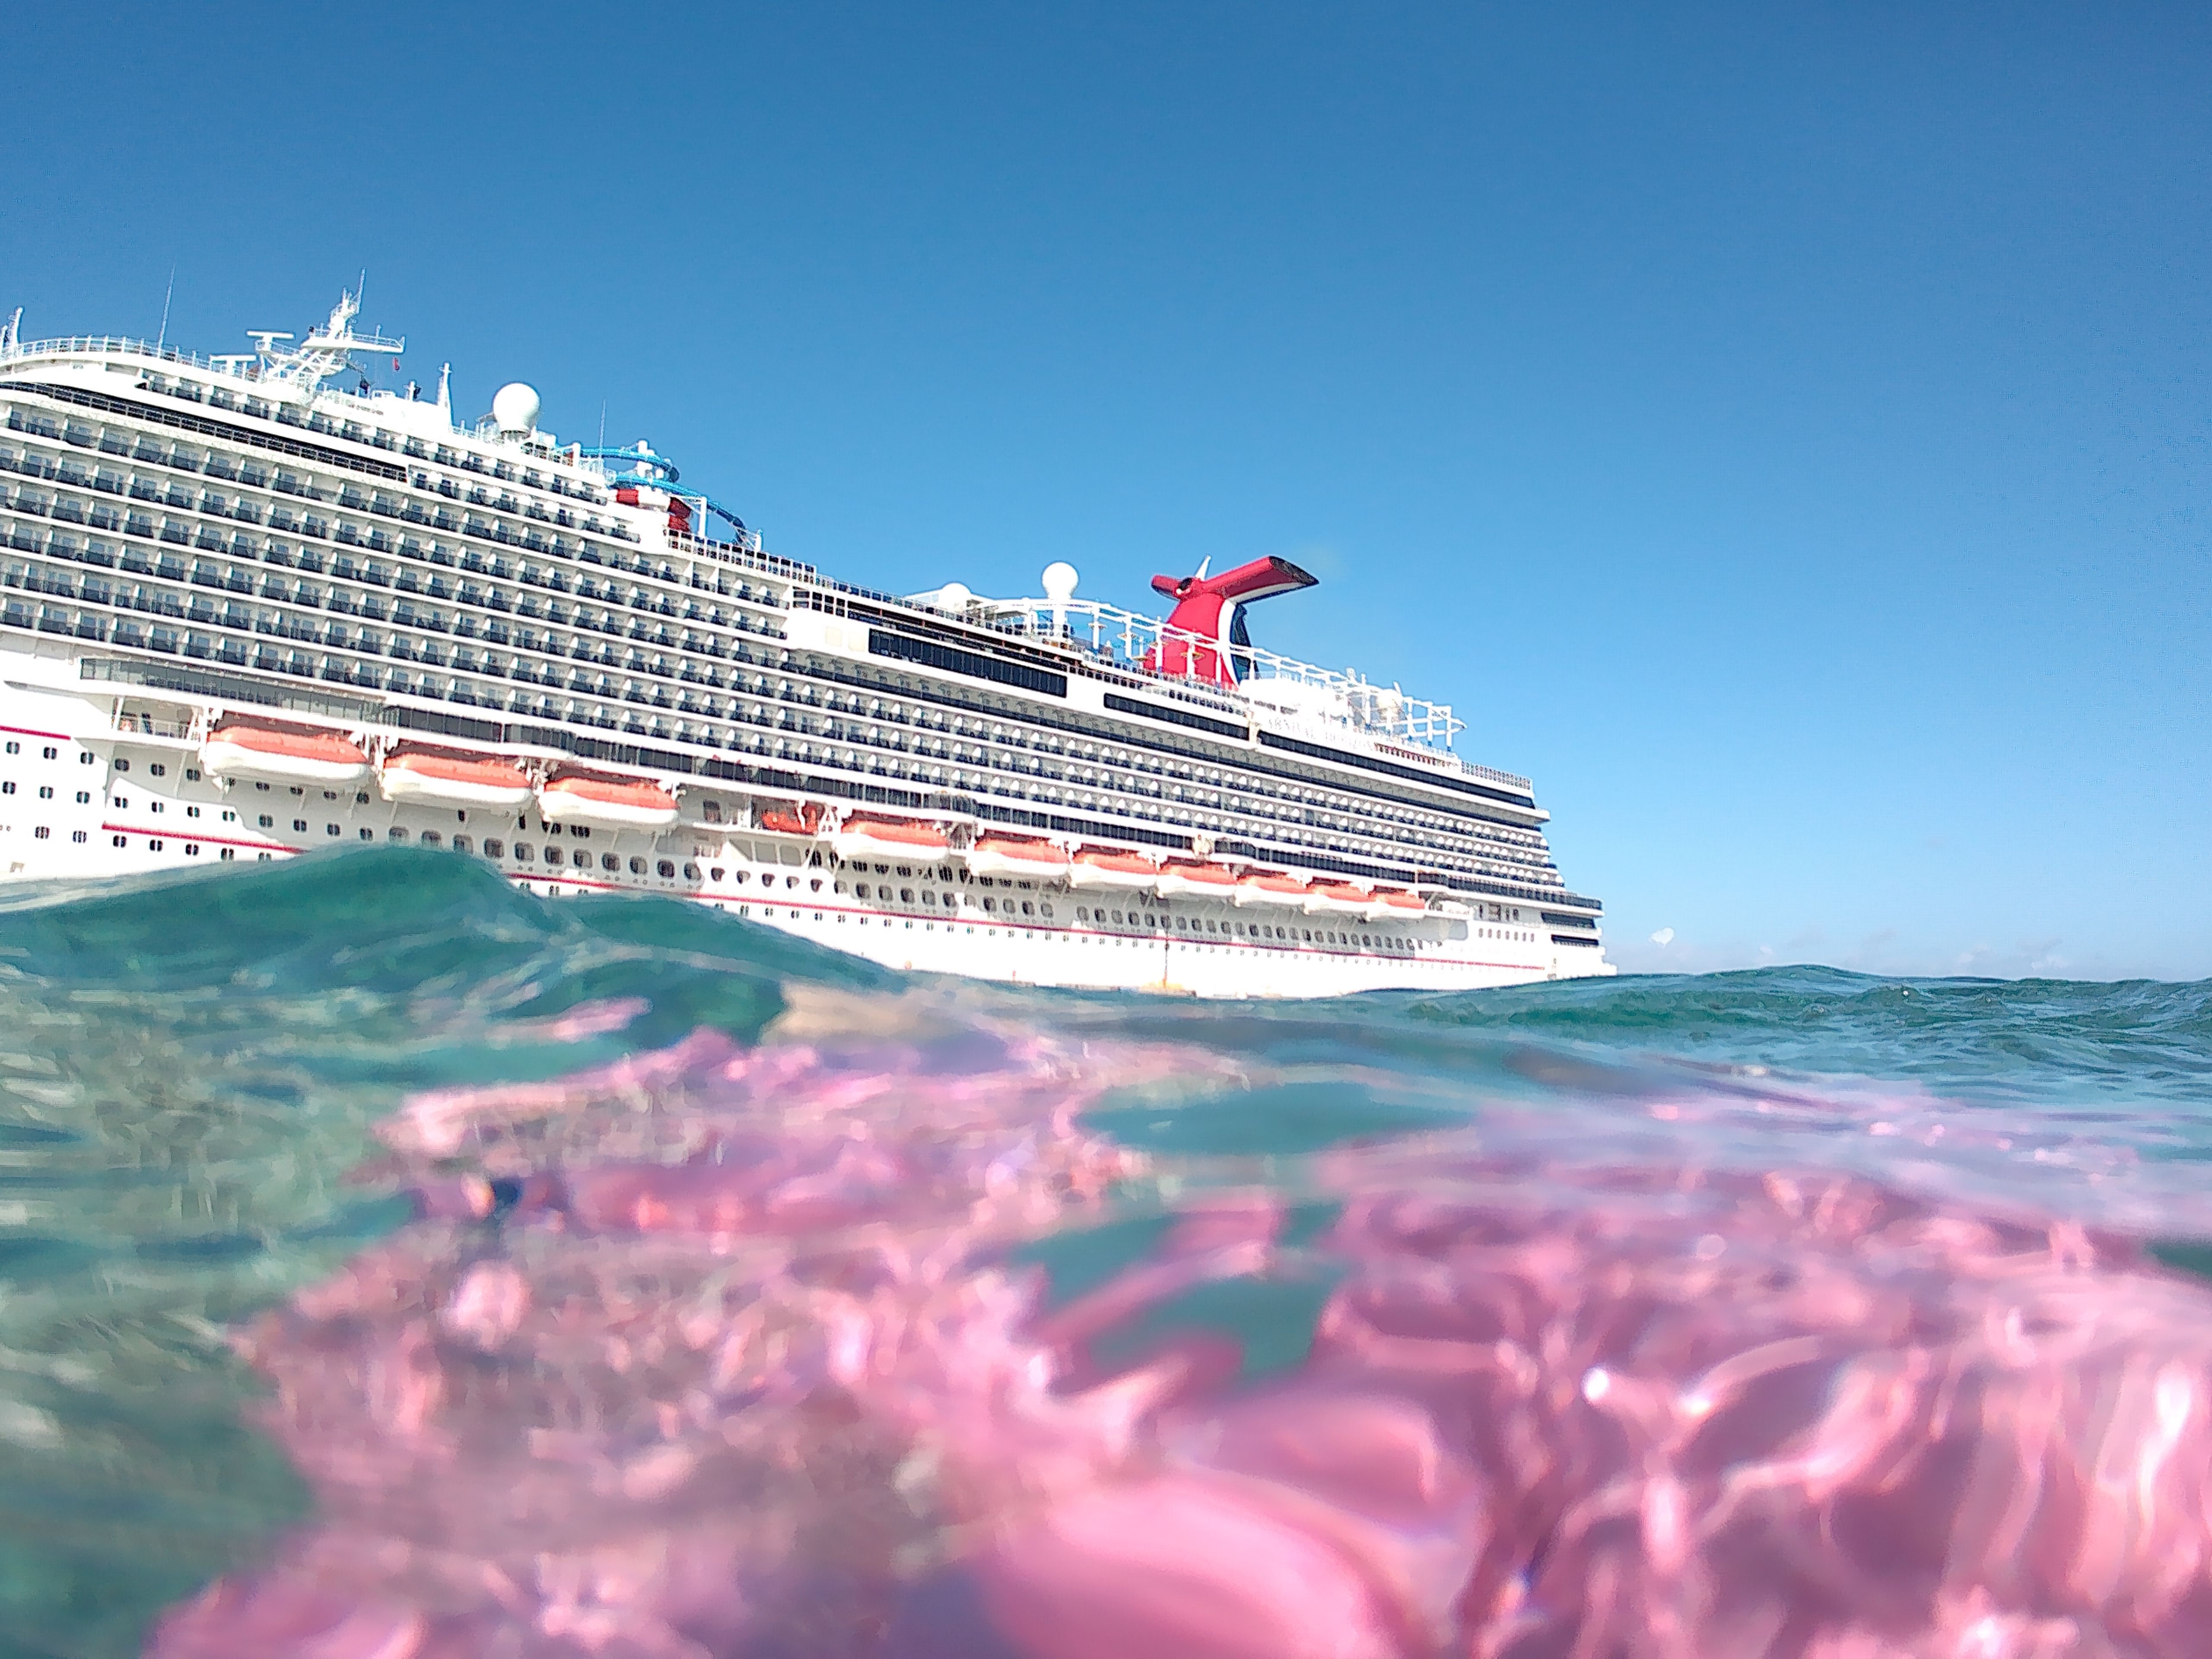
[155,265,175,351]
[0,309,18,353]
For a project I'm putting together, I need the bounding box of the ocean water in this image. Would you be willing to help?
[0,849,2206,1657]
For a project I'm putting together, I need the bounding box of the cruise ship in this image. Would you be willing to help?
[0,292,1610,996]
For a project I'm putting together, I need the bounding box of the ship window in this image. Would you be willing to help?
[514,843,533,861]
[709,867,724,882]
[1077,908,1089,922]
[654,860,674,878]
[571,848,588,867]
[483,839,503,858]
[453,836,472,853]
[981,897,995,912]
[112,834,126,847]
[1039,903,1054,919]
[359,828,374,841]
[602,853,621,872]
[1020,901,1034,916]
[292,818,307,832]
[899,888,913,902]
[684,863,702,882]
[388,826,409,841]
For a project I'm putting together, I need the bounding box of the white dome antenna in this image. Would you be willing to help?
[1041,562,1078,602]
[491,382,541,434]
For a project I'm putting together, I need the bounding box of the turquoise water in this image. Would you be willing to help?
[0,848,2206,1656]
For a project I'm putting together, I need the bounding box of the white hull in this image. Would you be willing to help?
[0,653,1606,998]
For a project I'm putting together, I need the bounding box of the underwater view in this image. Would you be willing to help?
[0,847,2209,1657]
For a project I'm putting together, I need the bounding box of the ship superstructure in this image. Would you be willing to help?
[0,293,1609,995]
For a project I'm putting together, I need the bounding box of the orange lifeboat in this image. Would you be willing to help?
[1152,858,1240,901]
[1233,871,1313,909]
[1067,846,1160,892]
[832,814,952,863]
[965,835,1070,880]
[756,801,823,836]
[538,774,679,829]
[1366,888,1429,921]
[379,749,534,809]
[200,721,369,786]
[1302,881,1373,918]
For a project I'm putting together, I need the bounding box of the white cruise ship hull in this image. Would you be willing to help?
[0,649,1595,998]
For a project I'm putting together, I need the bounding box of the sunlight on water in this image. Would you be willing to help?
[0,847,2207,1656]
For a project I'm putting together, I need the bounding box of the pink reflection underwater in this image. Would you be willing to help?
[147,1013,2212,1659]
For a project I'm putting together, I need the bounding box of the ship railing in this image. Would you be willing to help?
[793,579,1470,753]
[665,530,815,583]
[973,594,1468,753]
[0,336,256,379]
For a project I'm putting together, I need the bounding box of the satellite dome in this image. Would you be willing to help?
[491,382,541,433]
[1041,561,1079,602]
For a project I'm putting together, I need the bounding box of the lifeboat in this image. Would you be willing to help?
[379,749,534,809]
[538,774,679,829]
[833,814,952,863]
[1367,888,1430,921]
[1067,847,1160,891]
[965,835,1070,880]
[756,801,823,836]
[1152,858,1240,901]
[1233,871,1312,909]
[200,722,369,786]
[1302,881,1373,918]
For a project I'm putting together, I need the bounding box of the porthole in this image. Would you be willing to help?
[78,752,94,767]
[148,761,164,775]
[485,839,504,858]
[41,747,57,761]
[625,855,644,874]
[421,831,443,847]
[325,823,340,836]
[111,834,126,847]
[389,827,409,842]
[359,828,374,841]
[709,866,725,882]
[571,849,588,868]
[70,830,87,844]
[184,843,200,856]
[148,837,162,850]
[219,848,235,861]
[111,756,125,770]
[515,843,534,862]
[656,860,675,878]
[604,853,623,872]
[291,818,307,832]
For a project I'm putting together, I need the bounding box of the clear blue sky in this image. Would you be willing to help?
[5,5,2206,979]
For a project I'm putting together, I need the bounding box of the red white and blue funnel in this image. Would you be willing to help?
[1147,556,1317,684]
